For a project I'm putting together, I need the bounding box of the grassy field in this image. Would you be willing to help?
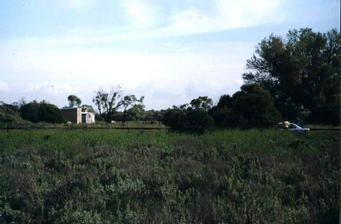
[0,129,339,223]
[0,121,166,130]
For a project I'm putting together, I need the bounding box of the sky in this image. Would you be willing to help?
[0,0,339,110]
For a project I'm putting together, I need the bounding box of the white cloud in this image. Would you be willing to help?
[0,39,254,109]
[28,82,81,94]
[0,0,284,48]
[123,0,159,28]
[162,0,283,37]
[0,81,8,91]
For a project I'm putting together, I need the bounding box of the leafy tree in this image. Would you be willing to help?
[20,101,40,123]
[119,95,144,124]
[81,104,94,113]
[209,94,233,128]
[190,96,213,111]
[0,102,23,123]
[126,104,146,121]
[92,88,122,122]
[163,96,214,132]
[38,102,65,123]
[216,94,232,108]
[243,28,340,123]
[67,95,82,108]
[231,84,281,128]
[163,107,188,131]
[186,109,214,133]
[211,85,281,128]
[20,101,64,123]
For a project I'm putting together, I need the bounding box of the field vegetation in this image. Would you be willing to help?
[0,129,338,223]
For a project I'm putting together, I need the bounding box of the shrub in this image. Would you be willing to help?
[20,101,64,123]
[187,109,214,132]
[211,84,282,128]
[0,103,23,123]
[163,108,188,131]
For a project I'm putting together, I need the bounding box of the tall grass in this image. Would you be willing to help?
[0,129,338,223]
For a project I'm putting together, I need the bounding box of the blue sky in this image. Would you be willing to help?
[0,0,339,109]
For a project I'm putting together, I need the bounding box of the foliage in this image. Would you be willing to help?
[186,109,214,132]
[143,109,164,123]
[126,104,146,121]
[0,102,23,123]
[231,84,282,128]
[163,96,214,132]
[92,88,122,122]
[81,104,94,113]
[67,95,82,108]
[210,84,281,128]
[0,129,338,223]
[20,101,64,123]
[189,96,213,111]
[243,28,340,124]
[163,107,188,131]
[92,89,145,123]
[119,95,144,124]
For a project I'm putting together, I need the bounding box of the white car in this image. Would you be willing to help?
[288,123,310,132]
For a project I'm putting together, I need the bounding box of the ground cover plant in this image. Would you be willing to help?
[0,129,339,223]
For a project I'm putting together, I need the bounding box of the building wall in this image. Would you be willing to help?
[82,112,95,123]
[60,107,82,124]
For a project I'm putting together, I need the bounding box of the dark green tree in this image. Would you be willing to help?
[163,96,214,133]
[20,101,64,123]
[209,95,233,128]
[243,28,340,123]
[231,84,281,128]
[38,102,65,123]
[163,107,188,131]
[211,85,281,128]
[20,101,40,123]
[190,96,213,111]
[67,95,82,108]
[0,102,23,123]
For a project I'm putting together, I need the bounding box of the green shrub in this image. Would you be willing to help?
[20,101,64,123]
[0,103,23,123]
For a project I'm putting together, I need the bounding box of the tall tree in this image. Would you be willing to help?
[92,89,122,122]
[119,95,144,124]
[67,95,82,108]
[243,28,340,122]
[189,96,213,111]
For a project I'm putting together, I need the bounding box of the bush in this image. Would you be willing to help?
[211,84,282,128]
[20,101,64,123]
[187,109,214,132]
[0,103,23,123]
[163,108,188,131]
[163,108,214,133]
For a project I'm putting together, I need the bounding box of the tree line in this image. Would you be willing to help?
[0,28,339,130]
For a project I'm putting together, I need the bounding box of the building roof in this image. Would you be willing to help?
[61,107,79,110]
